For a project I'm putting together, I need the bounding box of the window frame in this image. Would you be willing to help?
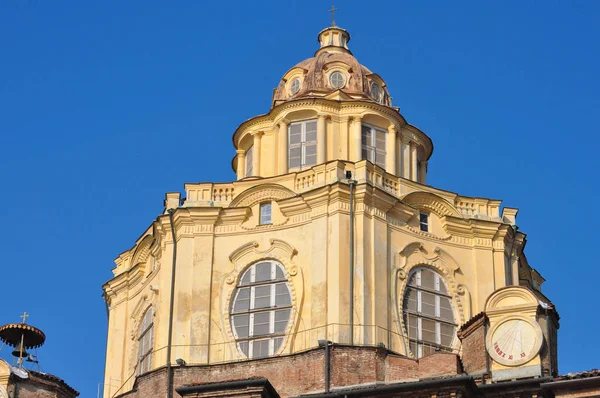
[245,145,253,177]
[419,212,429,232]
[230,261,293,359]
[288,119,318,170]
[137,308,153,375]
[259,202,272,225]
[290,78,301,95]
[403,267,457,359]
[329,71,346,89]
[361,123,387,168]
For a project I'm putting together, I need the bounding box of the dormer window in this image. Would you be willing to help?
[290,78,301,95]
[419,212,429,232]
[329,71,346,89]
[259,202,272,225]
[370,82,383,103]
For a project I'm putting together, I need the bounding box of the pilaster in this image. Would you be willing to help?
[386,124,397,176]
[278,120,288,175]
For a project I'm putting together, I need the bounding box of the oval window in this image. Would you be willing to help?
[290,78,301,95]
[230,260,292,358]
[371,82,383,103]
[402,267,457,358]
[329,71,346,89]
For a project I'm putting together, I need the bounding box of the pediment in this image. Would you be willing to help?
[229,184,297,208]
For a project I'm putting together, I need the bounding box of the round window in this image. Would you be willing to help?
[329,71,346,89]
[290,78,301,95]
[230,260,292,359]
[371,82,383,103]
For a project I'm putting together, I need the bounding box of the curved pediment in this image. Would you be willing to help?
[229,183,297,208]
[485,286,539,312]
[402,191,462,218]
[131,235,154,267]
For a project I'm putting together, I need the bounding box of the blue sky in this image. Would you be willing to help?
[1,1,599,396]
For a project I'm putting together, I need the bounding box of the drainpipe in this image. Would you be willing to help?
[166,208,178,398]
[318,340,333,393]
[346,172,357,345]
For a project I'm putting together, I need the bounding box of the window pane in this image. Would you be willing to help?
[240,269,252,285]
[409,341,418,357]
[260,203,272,225]
[255,263,272,282]
[252,339,270,358]
[274,309,290,333]
[275,266,285,280]
[273,337,284,353]
[305,143,317,166]
[305,120,317,133]
[233,287,250,312]
[440,323,455,346]
[361,148,368,160]
[407,272,418,287]
[275,283,291,306]
[421,318,436,343]
[375,130,386,150]
[253,312,271,336]
[438,279,448,294]
[289,124,302,144]
[361,125,372,143]
[238,341,249,356]
[305,129,317,142]
[421,270,435,290]
[375,149,386,168]
[245,146,253,177]
[403,287,417,312]
[233,314,249,338]
[405,314,418,339]
[253,285,272,309]
[289,147,301,168]
[421,291,436,316]
[439,297,454,322]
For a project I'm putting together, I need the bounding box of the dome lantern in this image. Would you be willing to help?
[316,26,351,56]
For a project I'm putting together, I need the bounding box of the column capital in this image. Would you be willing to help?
[278,118,290,126]
[388,124,398,134]
[317,113,328,119]
[236,149,246,156]
[351,115,362,122]
[251,130,264,138]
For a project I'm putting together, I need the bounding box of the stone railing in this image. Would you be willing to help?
[184,183,236,207]
[455,196,502,220]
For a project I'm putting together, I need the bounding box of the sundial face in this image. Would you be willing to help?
[487,317,543,367]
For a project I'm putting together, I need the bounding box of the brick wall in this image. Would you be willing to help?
[120,346,461,398]
[457,313,488,376]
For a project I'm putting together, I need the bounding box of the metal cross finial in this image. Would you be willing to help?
[20,312,29,324]
[328,2,338,27]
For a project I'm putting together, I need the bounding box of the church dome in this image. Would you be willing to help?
[272,26,392,107]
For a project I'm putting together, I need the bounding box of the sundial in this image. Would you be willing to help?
[486,316,542,367]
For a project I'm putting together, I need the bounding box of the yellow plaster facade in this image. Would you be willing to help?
[102,25,554,397]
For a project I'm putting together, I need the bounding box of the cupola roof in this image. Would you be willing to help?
[272,26,392,108]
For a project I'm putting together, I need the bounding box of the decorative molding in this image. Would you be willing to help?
[394,242,467,356]
[219,239,304,361]
[229,184,296,208]
[402,191,463,218]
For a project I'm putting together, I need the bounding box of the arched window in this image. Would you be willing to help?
[402,267,456,358]
[138,308,153,374]
[230,260,292,359]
